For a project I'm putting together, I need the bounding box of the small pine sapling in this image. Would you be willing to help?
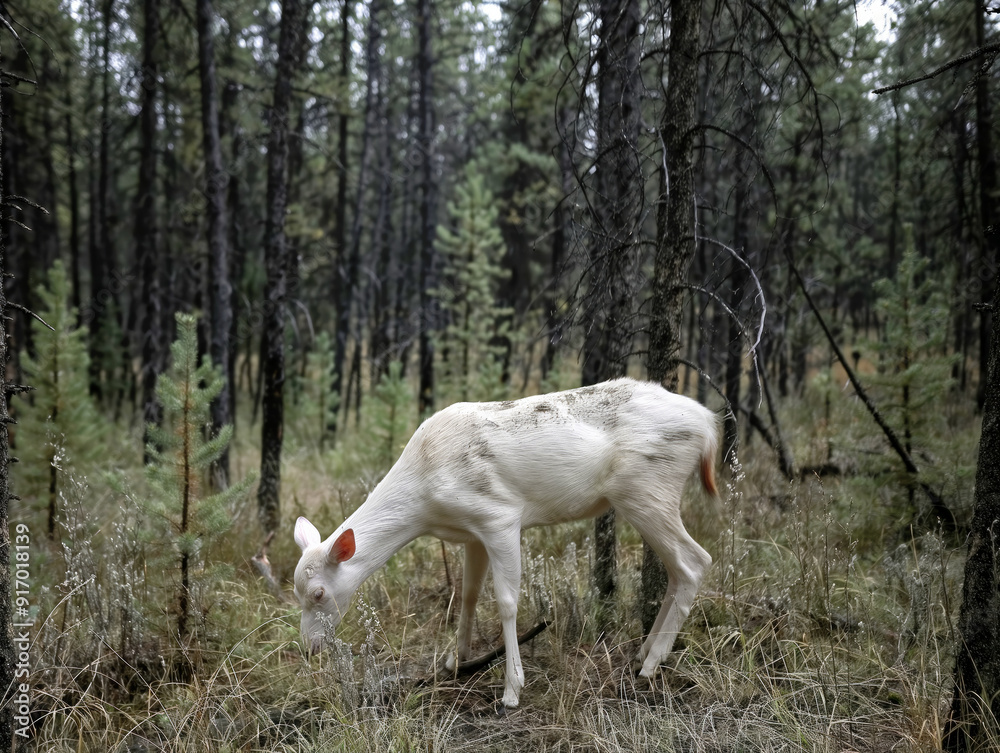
[290,331,340,450]
[146,313,255,640]
[20,260,104,539]
[364,360,413,470]
[431,164,513,403]
[869,224,958,507]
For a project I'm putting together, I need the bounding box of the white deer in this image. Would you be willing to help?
[293,377,719,708]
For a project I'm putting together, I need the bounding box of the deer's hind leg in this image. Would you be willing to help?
[615,496,711,677]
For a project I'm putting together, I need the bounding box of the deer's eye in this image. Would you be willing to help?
[313,588,325,602]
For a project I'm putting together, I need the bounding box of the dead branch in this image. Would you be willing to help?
[872,43,1000,95]
[251,531,294,604]
[786,253,956,531]
[8,302,53,331]
[739,403,797,480]
[417,619,550,685]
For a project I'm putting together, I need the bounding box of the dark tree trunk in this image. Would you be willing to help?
[197,0,232,488]
[369,71,394,382]
[0,71,18,752]
[222,79,243,427]
[416,0,437,416]
[258,0,305,535]
[583,0,642,612]
[723,177,748,465]
[136,0,164,463]
[89,0,116,400]
[542,107,576,379]
[974,0,998,412]
[328,0,352,440]
[951,112,972,392]
[944,3,1000,749]
[37,65,59,273]
[944,230,1000,753]
[334,0,380,432]
[493,0,546,382]
[643,0,702,636]
[64,86,82,317]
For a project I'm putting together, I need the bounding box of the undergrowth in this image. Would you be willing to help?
[15,375,980,753]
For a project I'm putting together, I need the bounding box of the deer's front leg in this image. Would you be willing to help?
[485,530,525,709]
[445,540,489,672]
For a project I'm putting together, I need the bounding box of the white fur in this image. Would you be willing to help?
[293,377,718,708]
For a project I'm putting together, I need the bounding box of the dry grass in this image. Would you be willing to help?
[21,386,981,752]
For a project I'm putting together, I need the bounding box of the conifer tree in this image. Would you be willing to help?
[432,165,512,403]
[870,224,956,494]
[20,261,103,539]
[146,312,255,639]
[364,360,412,471]
[291,331,339,450]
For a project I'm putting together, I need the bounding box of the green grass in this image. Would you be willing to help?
[19,384,981,752]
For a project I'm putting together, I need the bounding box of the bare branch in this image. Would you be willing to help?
[7,303,53,332]
[872,43,1000,95]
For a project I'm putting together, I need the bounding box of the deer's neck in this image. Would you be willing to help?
[334,468,425,587]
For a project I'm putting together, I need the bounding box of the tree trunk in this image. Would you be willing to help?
[89,0,115,400]
[416,0,437,416]
[974,0,998,412]
[37,65,59,273]
[369,66,393,382]
[136,0,164,464]
[723,174,748,465]
[335,0,381,432]
[643,0,702,636]
[328,0,352,440]
[258,0,305,535]
[584,0,642,612]
[943,3,1000,748]
[222,79,243,427]
[64,85,82,317]
[197,0,233,488]
[542,107,575,379]
[0,72,18,752]
[944,231,1000,752]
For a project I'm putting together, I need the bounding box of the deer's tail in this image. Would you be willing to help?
[700,415,721,498]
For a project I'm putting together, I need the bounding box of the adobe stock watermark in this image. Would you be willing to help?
[11,522,33,740]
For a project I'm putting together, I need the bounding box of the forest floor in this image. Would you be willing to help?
[26,383,980,752]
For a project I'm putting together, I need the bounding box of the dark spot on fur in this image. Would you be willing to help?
[643,451,677,466]
[535,402,553,412]
[471,473,493,496]
[471,437,494,460]
[665,430,694,443]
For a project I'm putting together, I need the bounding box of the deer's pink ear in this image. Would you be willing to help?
[329,528,356,564]
[294,517,321,551]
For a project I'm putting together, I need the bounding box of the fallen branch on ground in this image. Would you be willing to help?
[416,619,550,685]
[786,253,957,532]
